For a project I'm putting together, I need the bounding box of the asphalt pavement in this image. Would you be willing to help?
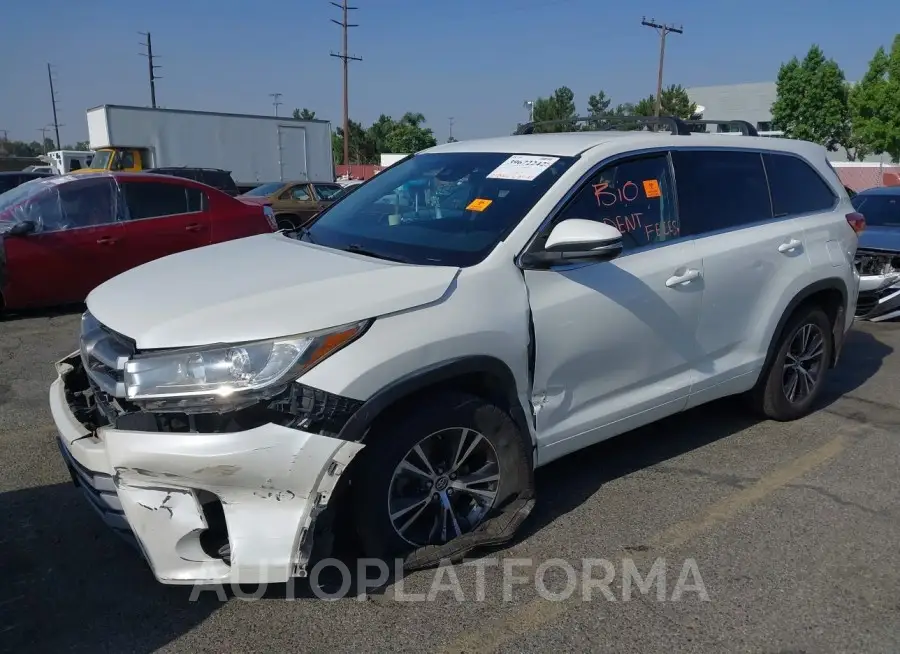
[1,308,898,653]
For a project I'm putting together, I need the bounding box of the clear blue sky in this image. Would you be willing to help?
[0,0,895,146]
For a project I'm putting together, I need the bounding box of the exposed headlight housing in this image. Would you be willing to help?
[123,321,368,407]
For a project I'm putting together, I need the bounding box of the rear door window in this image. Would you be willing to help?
[121,182,195,220]
[763,153,836,217]
[672,150,773,237]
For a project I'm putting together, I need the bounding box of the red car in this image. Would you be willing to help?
[0,172,276,311]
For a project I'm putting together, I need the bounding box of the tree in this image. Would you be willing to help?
[585,90,612,129]
[383,112,437,152]
[849,34,900,162]
[771,45,849,151]
[332,120,376,165]
[633,85,697,119]
[531,86,578,132]
[292,108,317,120]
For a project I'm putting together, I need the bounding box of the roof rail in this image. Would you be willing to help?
[515,115,692,136]
[682,119,759,136]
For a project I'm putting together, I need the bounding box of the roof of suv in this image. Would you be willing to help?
[424,131,829,160]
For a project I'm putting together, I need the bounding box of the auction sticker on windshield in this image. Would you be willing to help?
[486,155,560,181]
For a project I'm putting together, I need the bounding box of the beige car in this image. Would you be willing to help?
[238,181,346,230]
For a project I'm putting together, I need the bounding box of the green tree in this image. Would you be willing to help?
[531,86,578,132]
[292,108,317,120]
[849,34,900,162]
[383,112,437,152]
[771,45,849,151]
[633,85,697,119]
[585,90,612,129]
[332,120,376,165]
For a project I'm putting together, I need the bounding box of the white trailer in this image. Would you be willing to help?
[83,105,335,185]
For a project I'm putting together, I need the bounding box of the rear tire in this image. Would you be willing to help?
[352,391,533,562]
[276,215,299,231]
[748,305,833,421]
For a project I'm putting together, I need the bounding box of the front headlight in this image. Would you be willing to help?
[124,321,368,401]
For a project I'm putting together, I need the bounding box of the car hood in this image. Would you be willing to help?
[858,226,900,253]
[86,233,460,349]
[236,196,271,206]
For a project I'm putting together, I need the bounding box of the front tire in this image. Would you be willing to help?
[749,305,833,421]
[353,391,533,562]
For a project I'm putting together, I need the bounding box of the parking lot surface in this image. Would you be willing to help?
[1,309,898,653]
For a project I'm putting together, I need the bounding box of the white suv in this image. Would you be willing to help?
[50,119,862,585]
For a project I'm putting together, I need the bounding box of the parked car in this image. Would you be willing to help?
[0,172,276,311]
[238,180,346,229]
[144,167,240,196]
[0,170,54,194]
[851,186,900,321]
[51,118,860,586]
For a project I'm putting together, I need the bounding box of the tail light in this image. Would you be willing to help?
[846,212,866,234]
[263,205,277,231]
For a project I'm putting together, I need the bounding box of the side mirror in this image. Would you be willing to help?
[6,220,36,237]
[522,218,623,268]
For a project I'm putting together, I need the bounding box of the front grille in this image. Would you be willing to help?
[80,311,136,399]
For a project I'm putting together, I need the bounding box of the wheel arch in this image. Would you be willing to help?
[764,277,848,374]
[337,355,534,456]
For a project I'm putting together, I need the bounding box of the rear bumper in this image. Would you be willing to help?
[50,353,363,585]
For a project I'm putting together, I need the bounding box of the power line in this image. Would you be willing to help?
[640,18,683,118]
[46,64,62,150]
[269,92,283,116]
[330,0,362,167]
[139,32,162,108]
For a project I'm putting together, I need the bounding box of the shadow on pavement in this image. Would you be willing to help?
[0,483,219,653]
[0,303,84,323]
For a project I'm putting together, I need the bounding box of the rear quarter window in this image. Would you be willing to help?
[763,153,836,217]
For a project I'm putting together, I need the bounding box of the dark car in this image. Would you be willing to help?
[0,172,277,311]
[145,167,240,196]
[851,186,900,321]
[0,171,54,194]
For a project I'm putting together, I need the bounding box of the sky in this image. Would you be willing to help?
[0,0,896,146]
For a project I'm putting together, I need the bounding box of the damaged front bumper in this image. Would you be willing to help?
[855,250,900,322]
[50,352,364,585]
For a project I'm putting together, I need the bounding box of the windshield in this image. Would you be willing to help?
[315,184,345,200]
[241,182,286,197]
[88,150,112,170]
[852,194,900,227]
[304,152,575,266]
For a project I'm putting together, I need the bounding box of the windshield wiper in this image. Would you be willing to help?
[344,243,410,263]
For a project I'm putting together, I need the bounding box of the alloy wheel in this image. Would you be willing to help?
[782,322,826,404]
[387,427,500,547]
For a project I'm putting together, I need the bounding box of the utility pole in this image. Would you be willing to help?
[330,0,362,168]
[47,64,62,150]
[448,117,454,142]
[0,130,8,142]
[139,32,162,108]
[38,127,51,153]
[641,17,683,117]
[269,93,283,116]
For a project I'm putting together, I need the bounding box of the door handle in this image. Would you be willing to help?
[778,239,802,253]
[185,223,203,232]
[96,237,117,245]
[665,268,701,288]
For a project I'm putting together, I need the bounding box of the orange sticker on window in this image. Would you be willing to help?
[466,198,493,212]
[643,179,661,198]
